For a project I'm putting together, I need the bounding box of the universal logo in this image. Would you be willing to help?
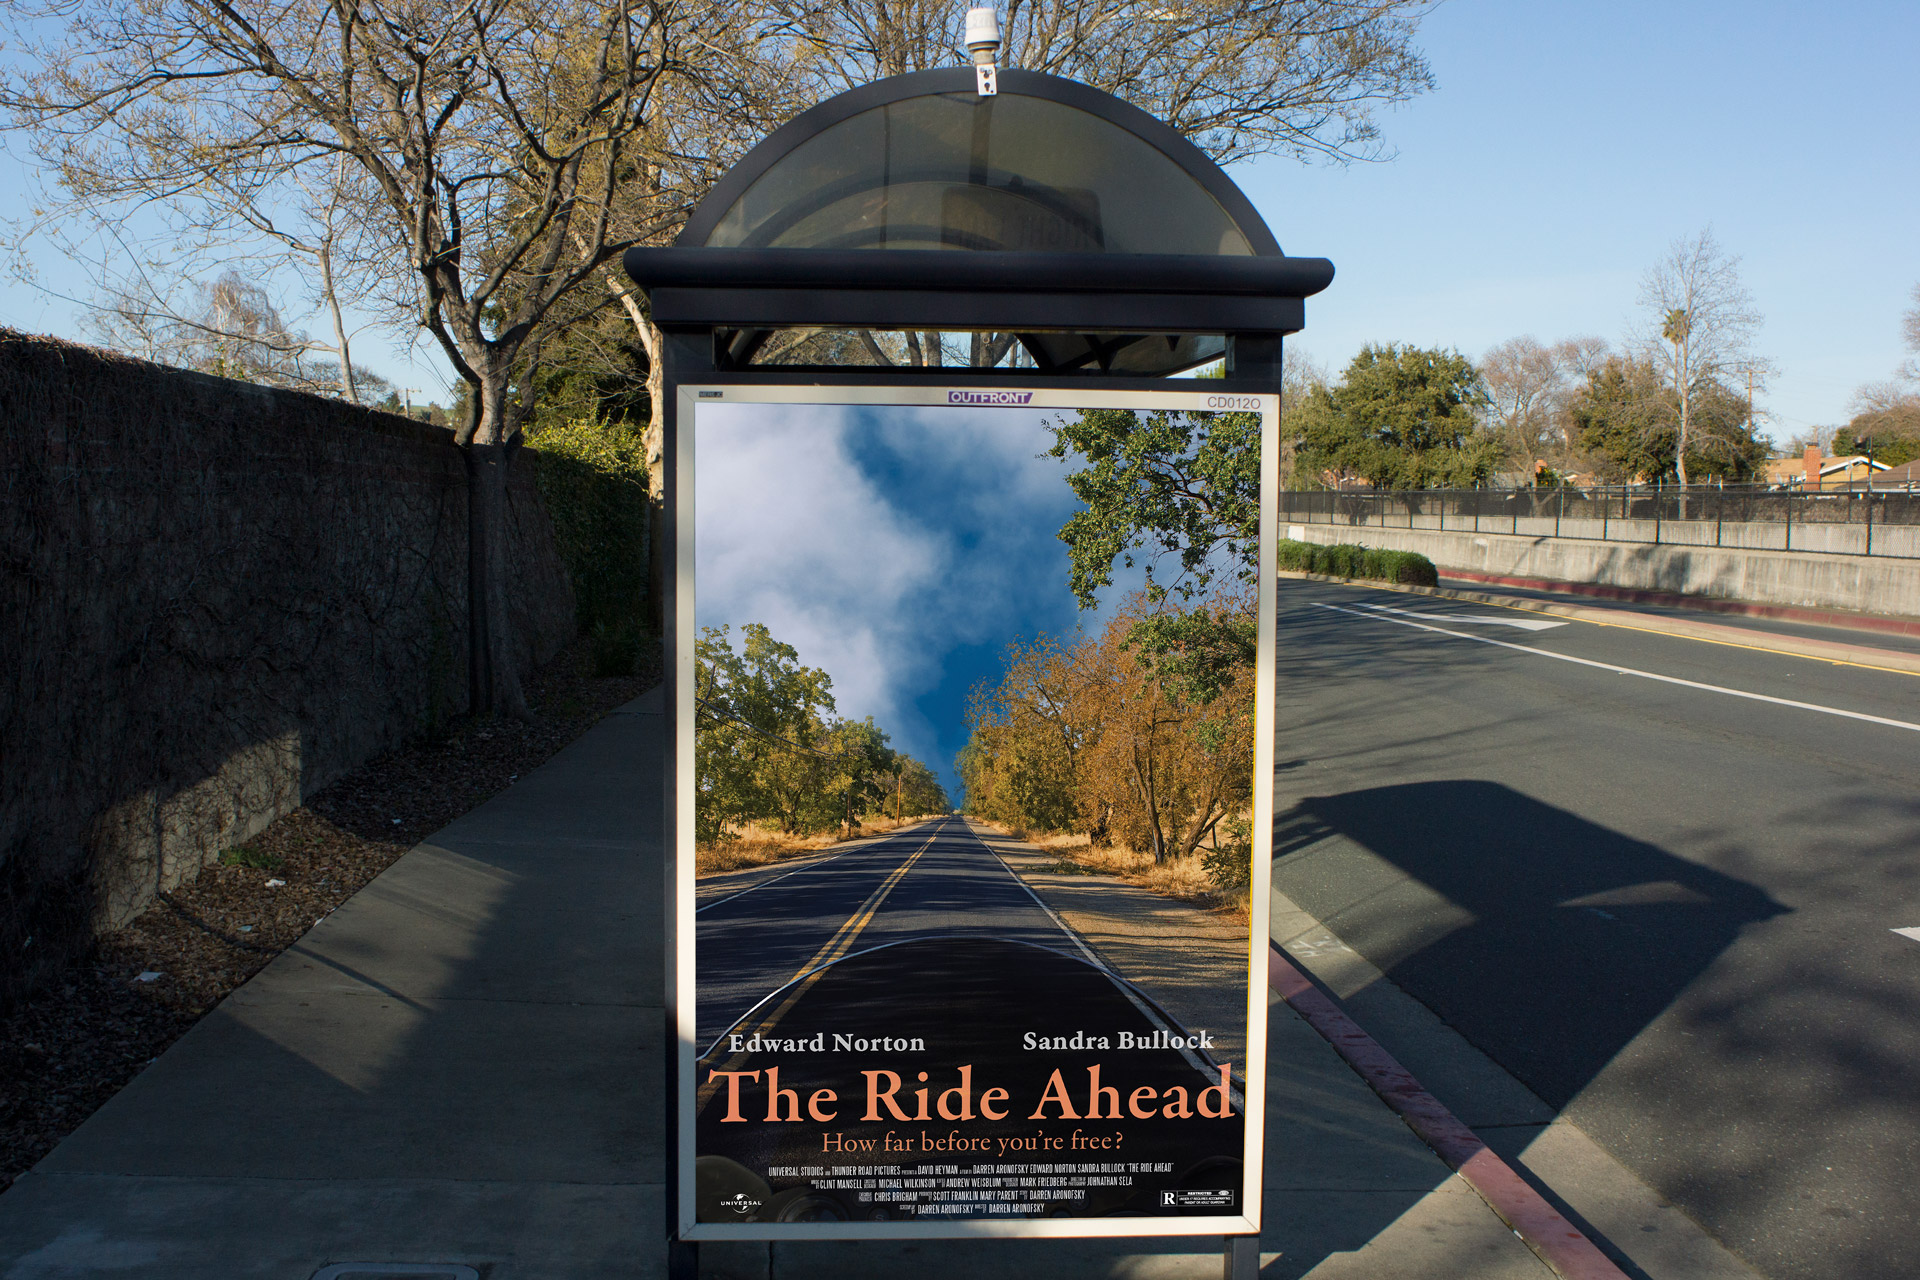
[724,1192,762,1216]
[947,390,1034,405]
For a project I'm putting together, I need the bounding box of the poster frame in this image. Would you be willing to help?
[669,380,1279,1242]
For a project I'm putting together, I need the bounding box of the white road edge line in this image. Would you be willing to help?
[694,823,931,914]
[973,824,1245,1109]
[695,856,842,915]
[1314,602,1920,735]
[1893,927,1920,943]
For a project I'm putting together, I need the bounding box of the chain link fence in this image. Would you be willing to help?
[1280,485,1920,559]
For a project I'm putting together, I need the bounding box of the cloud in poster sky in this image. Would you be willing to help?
[695,401,1145,797]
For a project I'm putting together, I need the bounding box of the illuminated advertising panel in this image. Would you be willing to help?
[672,384,1276,1240]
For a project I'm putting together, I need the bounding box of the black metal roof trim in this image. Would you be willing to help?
[674,67,1284,257]
[642,286,1307,336]
[625,248,1334,299]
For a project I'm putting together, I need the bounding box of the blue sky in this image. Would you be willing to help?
[694,402,1149,800]
[1242,0,1920,442]
[4,2,1915,436]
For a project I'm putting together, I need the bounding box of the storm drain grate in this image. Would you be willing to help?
[310,1266,480,1280]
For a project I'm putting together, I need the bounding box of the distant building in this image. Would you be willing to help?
[1833,458,1920,490]
[1759,446,1889,490]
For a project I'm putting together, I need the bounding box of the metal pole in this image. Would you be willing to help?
[1556,483,1564,539]
[1866,438,1876,556]
[1785,488,1792,551]
[1224,1236,1260,1280]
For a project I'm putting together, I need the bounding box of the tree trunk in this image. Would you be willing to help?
[320,241,358,404]
[1674,339,1691,497]
[462,413,530,721]
[609,275,667,635]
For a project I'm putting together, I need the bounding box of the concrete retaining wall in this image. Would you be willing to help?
[1284,521,1920,619]
[1,331,576,1003]
[1365,513,1920,558]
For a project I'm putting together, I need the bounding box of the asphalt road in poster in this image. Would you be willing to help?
[692,818,1246,1222]
[1270,577,1920,1280]
[694,817,1076,1051]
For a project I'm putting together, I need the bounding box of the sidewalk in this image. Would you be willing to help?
[1,686,1554,1280]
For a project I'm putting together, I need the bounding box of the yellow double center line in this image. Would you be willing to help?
[696,832,936,1112]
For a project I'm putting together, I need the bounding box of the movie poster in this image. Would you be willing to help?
[674,386,1275,1239]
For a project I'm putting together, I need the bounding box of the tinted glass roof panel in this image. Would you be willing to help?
[704,90,1254,256]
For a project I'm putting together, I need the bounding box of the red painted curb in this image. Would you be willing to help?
[1269,944,1628,1280]
[1439,568,1920,638]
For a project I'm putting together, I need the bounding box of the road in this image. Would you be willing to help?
[690,817,1246,1224]
[1270,576,1920,1280]
[695,818,1070,1050]
[1435,574,1920,658]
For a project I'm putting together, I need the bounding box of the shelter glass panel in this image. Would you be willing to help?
[704,92,1254,256]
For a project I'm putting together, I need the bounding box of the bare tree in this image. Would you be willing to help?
[1480,336,1561,476]
[9,144,389,404]
[4,0,765,717]
[1901,283,1920,382]
[777,0,1439,165]
[1552,335,1612,385]
[1637,228,1765,489]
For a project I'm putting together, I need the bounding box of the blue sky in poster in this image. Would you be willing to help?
[694,401,1148,801]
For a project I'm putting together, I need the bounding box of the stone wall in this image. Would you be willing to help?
[0,331,576,1003]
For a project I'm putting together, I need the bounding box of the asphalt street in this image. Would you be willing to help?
[1269,576,1920,1280]
[1435,574,1920,658]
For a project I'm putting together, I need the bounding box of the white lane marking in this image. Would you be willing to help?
[1355,601,1567,632]
[1893,927,1920,943]
[1315,603,1920,735]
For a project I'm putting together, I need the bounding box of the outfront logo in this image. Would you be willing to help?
[947,390,1034,405]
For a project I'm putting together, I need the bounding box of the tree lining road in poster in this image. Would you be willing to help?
[687,392,1271,1230]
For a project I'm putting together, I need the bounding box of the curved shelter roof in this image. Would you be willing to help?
[625,68,1332,376]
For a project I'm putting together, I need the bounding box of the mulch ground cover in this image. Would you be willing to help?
[0,638,659,1193]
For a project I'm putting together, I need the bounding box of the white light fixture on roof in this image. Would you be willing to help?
[965,5,1000,96]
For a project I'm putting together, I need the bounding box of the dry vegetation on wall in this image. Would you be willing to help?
[0,638,659,1194]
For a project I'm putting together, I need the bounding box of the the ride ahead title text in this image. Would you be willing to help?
[706,1062,1236,1124]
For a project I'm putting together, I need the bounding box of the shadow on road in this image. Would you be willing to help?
[1272,780,1788,1109]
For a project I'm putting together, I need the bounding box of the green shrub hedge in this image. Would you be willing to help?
[1276,538,1439,587]
[526,417,653,675]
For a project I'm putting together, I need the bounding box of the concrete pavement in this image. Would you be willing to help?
[0,679,1575,1280]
